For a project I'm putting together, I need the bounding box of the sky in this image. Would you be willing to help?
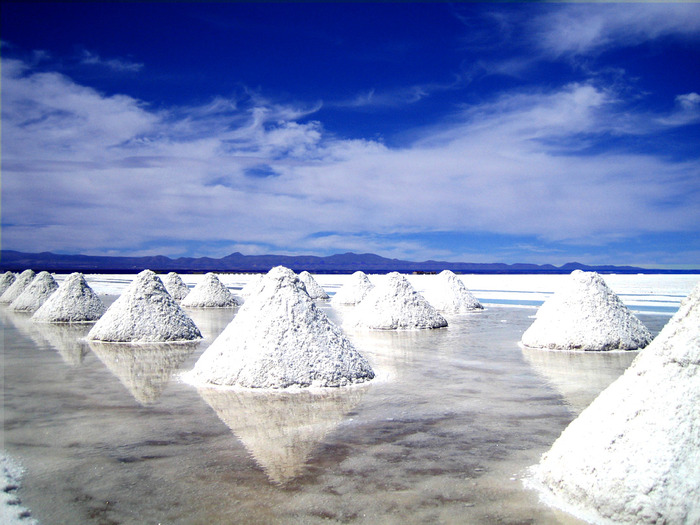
[2,3,699,268]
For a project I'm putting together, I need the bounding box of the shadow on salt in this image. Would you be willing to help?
[196,384,370,485]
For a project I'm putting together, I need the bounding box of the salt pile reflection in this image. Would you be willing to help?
[198,385,369,484]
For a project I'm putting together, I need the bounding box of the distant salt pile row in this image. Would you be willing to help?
[531,281,700,524]
[332,271,374,306]
[521,270,652,351]
[33,272,106,323]
[0,269,36,304]
[188,266,374,388]
[298,271,329,300]
[163,272,190,301]
[0,271,16,296]
[423,270,483,313]
[88,269,202,343]
[9,271,58,313]
[349,272,448,330]
[180,272,240,308]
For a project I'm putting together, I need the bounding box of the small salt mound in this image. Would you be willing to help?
[423,270,483,313]
[9,271,58,313]
[87,269,202,343]
[0,272,16,297]
[163,272,190,301]
[349,272,448,330]
[520,270,652,351]
[32,272,106,323]
[180,272,240,308]
[298,271,329,300]
[530,282,700,525]
[0,270,35,304]
[332,271,374,306]
[187,265,374,388]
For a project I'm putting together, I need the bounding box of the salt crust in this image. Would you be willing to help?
[32,272,106,323]
[0,272,16,297]
[530,281,700,525]
[187,266,374,388]
[0,270,36,304]
[180,272,240,308]
[349,272,448,330]
[87,269,202,343]
[0,451,37,524]
[298,271,329,300]
[520,270,652,351]
[10,271,58,313]
[331,271,374,306]
[163,272,190,301]
[422,270,483,313]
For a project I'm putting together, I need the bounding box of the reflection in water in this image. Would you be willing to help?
[198,385,369,484]
[182,307,237,340]
[521,346,638,414]
[33,322,91,366]
[89,342,198,405]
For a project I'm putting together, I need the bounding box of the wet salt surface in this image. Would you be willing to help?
[0,278,678,524]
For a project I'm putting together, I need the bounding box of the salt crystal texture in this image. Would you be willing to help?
[0,272,16,297]
[520,270,652,351]
[423,270,483,313]
[180,272,240,308]
[87,269,202,343]
[0,451,37,525]
[350,272,448,330]
[0,270,35,304]
[187,266,374,388]
[332,271,374,306]
[10,271,58,313]
[298,271,329,300]
[163,272,190,301]
[531,281,700,525]
[32,272,106,323]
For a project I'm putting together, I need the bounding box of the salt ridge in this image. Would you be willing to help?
[32,272,106,323]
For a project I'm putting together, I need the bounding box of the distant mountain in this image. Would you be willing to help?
[1,250,692,274]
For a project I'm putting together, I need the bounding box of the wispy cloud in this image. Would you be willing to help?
[79,49,144,72]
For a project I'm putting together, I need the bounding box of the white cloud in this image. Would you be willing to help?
[1,58,698,262]
[79,50,144,72]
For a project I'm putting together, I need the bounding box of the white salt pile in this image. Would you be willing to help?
[520,270,652,351]
[0,270,36,304]
[9,271,58,313]
[198,386,368,484]
[32,272,106,323]
[422,270,483,313]
[298,271,329,300]
[0,452,37,524]
[163,272,190,301]
[331,271,374,306]
[239,274,264,298]
[180,272,240,308]
[350,272,448,330]
[530,282,700,525]
[0,272,16,296]
[187,265,374,388]
[87,269,202,343]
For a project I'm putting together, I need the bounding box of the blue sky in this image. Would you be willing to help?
[2,3,699,267]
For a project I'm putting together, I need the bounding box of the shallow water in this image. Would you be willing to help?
[0,287,675,524]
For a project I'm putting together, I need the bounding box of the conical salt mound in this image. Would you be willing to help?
[10,271,58,313]
[520,270,652,351]
[90,341,197,405]
[350,272,448,330]
[423,270,483,313]
[180,272,239,308]
[187,266,374,388]
[163,272,190,301]
[332,271,374,306]
[298,271,329,300]
[530,282,700,524]
[0,269,35,304]
[87,269,202,343]
[198,386,368,484]
[0,272,16,296]
[32,272,106,323]
[240,274,264,298]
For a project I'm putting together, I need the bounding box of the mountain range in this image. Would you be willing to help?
[1,250,693,274]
